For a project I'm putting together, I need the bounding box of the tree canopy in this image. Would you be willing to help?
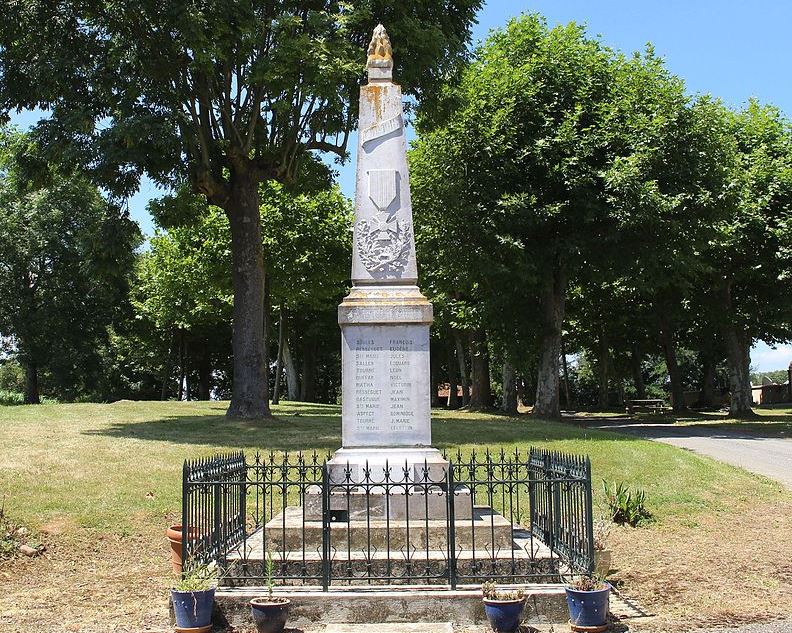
[0,128,140,402]
[0,0,482,418]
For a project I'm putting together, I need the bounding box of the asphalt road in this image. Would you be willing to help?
[587,419,792,489]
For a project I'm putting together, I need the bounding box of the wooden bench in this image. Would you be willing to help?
[625,398,668,414]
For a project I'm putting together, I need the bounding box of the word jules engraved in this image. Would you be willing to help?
[356,169,411,274]
[350,334,417,435]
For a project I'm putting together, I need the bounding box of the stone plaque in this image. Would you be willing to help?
[341,324,431,447]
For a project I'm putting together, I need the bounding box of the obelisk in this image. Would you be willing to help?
[328,24,447,484]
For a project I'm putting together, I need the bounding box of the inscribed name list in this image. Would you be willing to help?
[341,324,431,447]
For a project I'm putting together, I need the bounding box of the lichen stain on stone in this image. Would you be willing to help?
[363,84,388,120]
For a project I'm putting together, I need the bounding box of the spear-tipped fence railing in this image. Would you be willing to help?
[181,447,594,588]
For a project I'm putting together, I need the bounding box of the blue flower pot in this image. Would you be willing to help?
[171,587,215,629]
[565,582,610,628]
[483,598,525,633]
[250,597,291,633]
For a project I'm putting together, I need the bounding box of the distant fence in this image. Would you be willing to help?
[181,448,594,588]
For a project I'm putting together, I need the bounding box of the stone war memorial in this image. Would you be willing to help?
[329,22,447,490]
[178,25,597,629]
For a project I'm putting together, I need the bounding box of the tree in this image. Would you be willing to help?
[412,15,614,419]
[0,129,139,403]
[132,175,351,403]
[0,0,482,417]
[596,51,736,412]
[706,102,792,417]
[134,205,234,400]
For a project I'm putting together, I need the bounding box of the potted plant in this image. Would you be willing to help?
[482,581,525,633]
[593,517,612,577]
[171,563,217,633]
[250,553,290,633]
[565,575,610,632]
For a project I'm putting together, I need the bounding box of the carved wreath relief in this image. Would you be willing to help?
[356,169,411,274]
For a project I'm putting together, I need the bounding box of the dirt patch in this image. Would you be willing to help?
[39,516,78,536]
[609,498,792,631]
[0,521,171,632]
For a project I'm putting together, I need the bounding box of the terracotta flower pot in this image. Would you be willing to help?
[166,524,196,574]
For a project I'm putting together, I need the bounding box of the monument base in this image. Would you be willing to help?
[326,447,449,483]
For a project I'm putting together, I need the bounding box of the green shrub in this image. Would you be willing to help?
[0,390,58,406]
[603,480,651,526]
[0,390,24,406]
[0,360,25,393]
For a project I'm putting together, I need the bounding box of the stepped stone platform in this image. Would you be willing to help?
[264,504,505,551]
[222,519,561,586]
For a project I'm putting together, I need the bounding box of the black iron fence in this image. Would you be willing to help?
[181,448,594,588]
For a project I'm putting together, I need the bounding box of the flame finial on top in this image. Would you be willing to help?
[367,24,393,80]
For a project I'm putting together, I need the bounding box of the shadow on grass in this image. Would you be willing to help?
[83,412,344,451]
[83,404,642,452]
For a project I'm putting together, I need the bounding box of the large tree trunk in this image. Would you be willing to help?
[178,328,186,401]
[300,335,316,402]
[658,309,686,413]
[272,308,286,405]
[787,365,792,403]
[719,281,755,417]
[533,260,566,420]
[724,326,754,417]
[446,337,459,408]
[501,359,518,415]
[198,339,211,400]
[454,330,470,406]
[23,360,40,404]
[699,352,716,408]
[430,348,440,407]
[225,175,270,418]
[469,328,491,409]
[630,343,646,400]
[561,336,572,409]
[262,272,271,402]
[282,335,300,401]
[597,329,609,409]
[160,331,175,400]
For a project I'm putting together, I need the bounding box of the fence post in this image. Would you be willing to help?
[239,456,247,539]
[584,457,595,574]
[181,460,189,577]
[321,462,330,591]
[446,463,457,590]
[528,449,536,538]
[214,474,222,560]
[544,452,554,550]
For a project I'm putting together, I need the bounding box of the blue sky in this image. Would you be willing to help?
[8,1,792,371]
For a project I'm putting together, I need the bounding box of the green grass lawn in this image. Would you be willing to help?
[0,400,786,534]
